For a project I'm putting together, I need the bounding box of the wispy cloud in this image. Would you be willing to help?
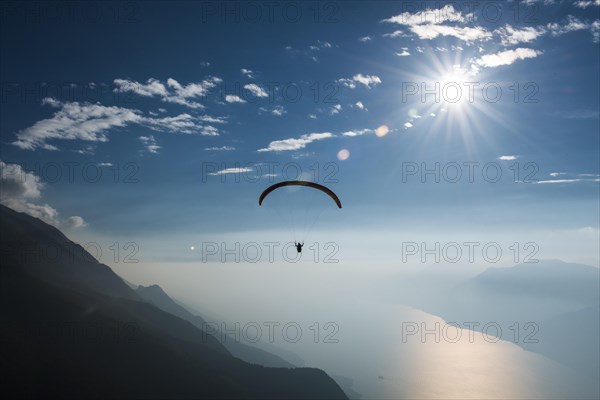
[574,0,600,8]
[330,104,342,115]
[13,98,142,150]
[495,24,546,45]
[258,132,334,152]
[409,24,492,42]
[338,74,382,89]
[209,167,253,175]
[259,105,286,116]
[205,146,236,151]
[139,135,160,154]
[309,40,332,50]
[244,83,268,98]
[287,40,334,62]
[342,128,373,137]
[113,77,222,109]
[358,36,372,42]
[12,98,226,154]
[382,30,405,38]
[382,4,467,25]
[240,68,254,78]
[396,48,410,56]
[354,101,366,110]
[474,48,542,68]
[224,94,246,103]
[535,178,600,184]
[382,5,492,43]
[499,155,517,161]
[547,15,599,42]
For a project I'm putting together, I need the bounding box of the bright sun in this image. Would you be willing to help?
[438,65,472,108]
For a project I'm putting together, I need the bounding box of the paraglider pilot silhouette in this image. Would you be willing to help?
[295,241,304,253]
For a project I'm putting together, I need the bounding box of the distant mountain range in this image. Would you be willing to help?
[0,204,347,399]
[388,259,600,379]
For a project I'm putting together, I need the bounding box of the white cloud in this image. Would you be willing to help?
[383,4,466,26]
[342,128,373,137]
[66,216,87,228]
[209,167,253,175]
[199,114,227,123]
[205,146,236,151]
[382,4,492,43]
[243,83,268,98]
[355,101,366,110]
[308,40,332,54]
[224,94,246,103]
[139,135,160,154]
[396,48,411,56]
[495,24,546,46]
[382,30,405,38]
[259,105,286,116]
[13,99,143,150]
[98,162,113,167]
[574,0,600,8]
[339,74,382,89]
[549,172,566,177]
[353,74,382,88]
[113,78,168,97]
[258,132,334,152]
[409,24,492,42]
[145,112,217,135]
[0,160,42,200]
[522,0,556,4]
[308,114,317,119]
[359,36,372,42]
[240,68,254,78]
[200,125,220,136]
[330,104,342,115]
[499,155,517,161]
[474,48,542,68]
[536,179,581,184]
[404,122,413,129]
[74,145,95,155]
[546,15,593,38]
[113,77,222,110]
[0,160,82,227]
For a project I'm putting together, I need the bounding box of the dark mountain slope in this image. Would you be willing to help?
[0,204,347,399]
[136,284,295,368]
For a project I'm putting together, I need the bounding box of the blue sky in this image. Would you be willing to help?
[1,0,599,267]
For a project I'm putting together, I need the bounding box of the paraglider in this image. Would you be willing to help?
[258,180,342,208]
[258,180,342,247]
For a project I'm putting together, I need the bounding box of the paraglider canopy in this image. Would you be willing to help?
[258,180,342,208]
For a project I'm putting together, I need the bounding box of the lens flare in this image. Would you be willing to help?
[337,149,350,160]
[376,125,389,137]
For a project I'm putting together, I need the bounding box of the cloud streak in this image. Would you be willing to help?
[12,98,225,150]
[258,132,334,152]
